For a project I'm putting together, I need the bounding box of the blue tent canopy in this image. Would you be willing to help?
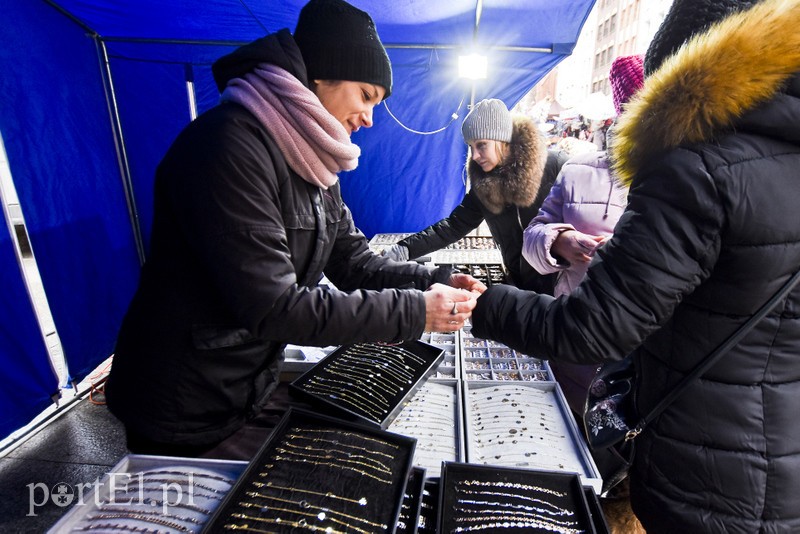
[0,0,595,440]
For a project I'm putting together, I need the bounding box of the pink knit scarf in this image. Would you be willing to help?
[220,63,360,189]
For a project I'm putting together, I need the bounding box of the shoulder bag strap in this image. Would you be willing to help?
[626,268,800,441]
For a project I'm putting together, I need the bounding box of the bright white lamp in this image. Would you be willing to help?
[458,53,487,80]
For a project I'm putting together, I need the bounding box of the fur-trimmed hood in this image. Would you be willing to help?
[468,115,548,214]
[611,0,800,186]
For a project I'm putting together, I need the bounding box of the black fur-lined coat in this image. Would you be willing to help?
[473,0,800,531]
[398,117,567,293]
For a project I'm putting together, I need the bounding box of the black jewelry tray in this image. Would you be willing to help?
[583,485,611,534]
[397,466,426,533]
[417,478,441,534]
[438,462,598,534]
[288,340,446,429]
[203,407,417,533]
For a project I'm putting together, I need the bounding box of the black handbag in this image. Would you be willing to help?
[583,269,800,495]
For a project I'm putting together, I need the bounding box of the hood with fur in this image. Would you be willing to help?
[468,115,548,214]
[611,0,800,186]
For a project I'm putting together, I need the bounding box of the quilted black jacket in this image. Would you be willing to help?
[473,1,800,531]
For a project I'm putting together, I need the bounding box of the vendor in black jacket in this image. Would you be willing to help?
[105,0,485,459]
[383,98,568,294]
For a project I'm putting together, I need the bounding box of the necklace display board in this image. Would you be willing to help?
[463,382,601,493]
[387,380,465,474]
[204,407,416,533]
[47,455,248,533]
[438,462,597,534]
[289,341,445,429]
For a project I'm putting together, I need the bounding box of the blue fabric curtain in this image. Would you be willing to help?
[0,0,594,439]
[0,207,57,439]
[0,1,141,391]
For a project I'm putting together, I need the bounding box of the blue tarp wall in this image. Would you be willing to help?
[0,0,595,440]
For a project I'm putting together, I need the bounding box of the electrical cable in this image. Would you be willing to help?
[382,93,467,135]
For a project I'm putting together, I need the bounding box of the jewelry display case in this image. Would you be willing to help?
[460,326,551,383]
[288,341,445,429]
[463,382,602,493]
[204,407,417,533]
[396,467,426,533]
[437,462,599,534]
[387,380,465,474]
[48,455,248,533]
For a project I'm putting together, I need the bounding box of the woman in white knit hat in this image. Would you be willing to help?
[384,98,568,294]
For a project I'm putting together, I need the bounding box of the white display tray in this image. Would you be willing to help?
[47,454,247,533]
[463,381,602,493]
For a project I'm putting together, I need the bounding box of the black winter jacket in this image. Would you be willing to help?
[398,117,567,294]
[473,1,800,531]
[106,30,453,447]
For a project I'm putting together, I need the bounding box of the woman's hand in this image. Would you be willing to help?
[552,230,608,266]
[423,283,477,332]
[449,272,488,295]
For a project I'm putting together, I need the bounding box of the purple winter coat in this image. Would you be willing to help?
[521,150,628,414]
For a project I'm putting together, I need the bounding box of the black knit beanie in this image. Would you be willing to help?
[644,0,761,75]
[294,0,393,99]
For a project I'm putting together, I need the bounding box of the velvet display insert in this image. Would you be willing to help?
[289,341,445,428]
[203,407,417,533]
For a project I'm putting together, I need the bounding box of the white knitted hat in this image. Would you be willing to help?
[461,99,513,143]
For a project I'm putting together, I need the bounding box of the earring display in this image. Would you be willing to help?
[289,341,445,428]
[388,381,464,473]
[438,462,598,534]
[46,456,247,534]
[430,236,504,265]
[419,332,460,379]
[464,382,601,493]
[205,408,416,533]
[461,327,550,382]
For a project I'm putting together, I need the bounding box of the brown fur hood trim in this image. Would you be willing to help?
[468,115,547,214]
[611,0,800,186]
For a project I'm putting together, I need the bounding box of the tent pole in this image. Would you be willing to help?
[94,37,146,265]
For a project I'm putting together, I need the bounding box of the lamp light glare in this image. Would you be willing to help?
[459,53,487,80]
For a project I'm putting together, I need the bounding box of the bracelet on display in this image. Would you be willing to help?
[243,491,389,530]
[236,503,372,534]
[251,481,368,506]
[84,512,192,532]
[93,505,204,525]
[459,479,566,497]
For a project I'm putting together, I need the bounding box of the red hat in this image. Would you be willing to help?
[609,54,644,115]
